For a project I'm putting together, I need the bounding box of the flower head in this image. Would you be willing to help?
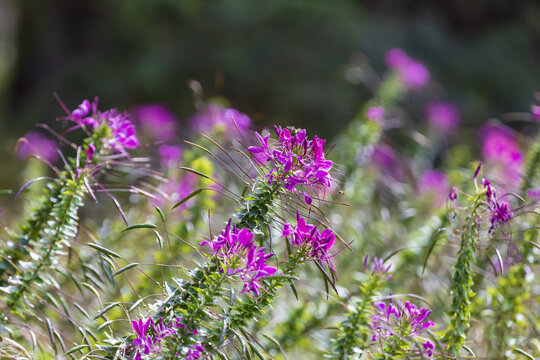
[482,177,512,232]
[385,48,430,89]
[16,131,59,163]
[371,298,436,357]
[424,101,460,134]
[249,126,333,204]
[282,212,336,269]
[200,220,276,295]
[69,98,140,153]
[159,145,183,169]
[363,255,392,279]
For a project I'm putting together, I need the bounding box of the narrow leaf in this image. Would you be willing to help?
[172,189,205,209]
[113,263,139,277]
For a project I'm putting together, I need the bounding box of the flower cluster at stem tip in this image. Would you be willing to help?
[130,317,204,359]
[371,298,436,357]
[70,97,140,153]
[482,177,512,232]
[249,126,333,204]
[282,211,336,270]
[200,219,277,295]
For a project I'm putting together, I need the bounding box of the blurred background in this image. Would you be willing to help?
[1,0,540,188]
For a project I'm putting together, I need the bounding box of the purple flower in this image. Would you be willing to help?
[367,106,385,121]
[363,255,392,279]
[132,104,178,142]
[418,170,449,207]
[282,212,336,270]
[86,143,96,160]
[385,48,430,89]
[190,103,251,134]
[527,188,540,199]
[424,101,460,134]
[482,177,512,232]
[248,126,333,204]
[131,318,160,358]
[479,123,523,193]
[69,98,140,153]
[371,299,436,357]
[16,132,59,163]
[159,145,183,168]
[200,220,276,295]
[532,104,540,120]
[448,187,457,201]
[153,172,198,210]
[186,344,205,360]
[370,144,405,181]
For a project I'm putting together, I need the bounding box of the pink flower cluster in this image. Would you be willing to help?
[371,299,436,357]
[200,220,277,295]
[70,98,140,153]
[249,126,333,204]
[130,317,204,360]
[282,212,336,269]
[385,48,430,89]
[132,104,178,142]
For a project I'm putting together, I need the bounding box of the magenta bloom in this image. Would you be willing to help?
[69,98,140,153]
[385,48,430,89]
[479,123,523,193]
[282,212,336,269]
[16,132,59,163]
[532,104,540,120]
[363,255,392,279]
[190,103,251,134]
[248,126,333,204]
[418,170,449,207]
[424,101,461,134]
[159,145,183,168]
[482,178,512,232]
[132,104,178,142]
[154,172,198,210]
[200,220,277,295]
[367,106,385,121]
[371,299,436,357]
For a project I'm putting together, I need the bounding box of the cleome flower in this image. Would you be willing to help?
[371,298,436,357]
[282,211,336,270]
[200,219,277,295]
[363,255,392,279]
[69,97,140,153]
[130,317,204,359]
[248,126,333,204]
[482,178,512,232]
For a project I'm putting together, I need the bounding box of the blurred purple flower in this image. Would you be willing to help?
[418,170,449,207]
[186,344,206,360]
[132,104,178,142]
[190,103,251,134]
[159,145,183,168]
[424,101,461,134]
[479,123,523,193]
[367,106,385,121]
[527,188,540,199]
[200,219,276,295]
[385,48,430,89]
[154,172,198,210]
[16,131,59,163]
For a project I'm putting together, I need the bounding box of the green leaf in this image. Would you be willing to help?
[64,344,90,356]
[513,348,535,360]
[94,302,121,320]
[122,223,158,232]
[112,263,139,277]
[172,188,205,209]
[86,243,121,259]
